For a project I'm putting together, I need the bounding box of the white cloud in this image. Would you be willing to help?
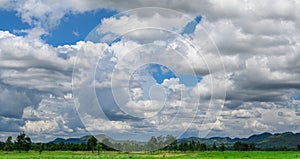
[231,109,261,118]
[97,10,190,43]
[0,31,75,94]
[0,0,299,140]
[82,114,132,133]
[244,120,274,132]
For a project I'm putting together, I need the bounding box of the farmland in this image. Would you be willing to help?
[0,151,299,159]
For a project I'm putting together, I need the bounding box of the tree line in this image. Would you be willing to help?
[0,132,112,154]
[1,133,300,153]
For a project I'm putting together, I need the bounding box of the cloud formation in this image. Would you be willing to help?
[0,0,299,142]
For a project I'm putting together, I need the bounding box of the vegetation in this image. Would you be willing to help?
[3,136,13,151]
[0,151,299,159]
[0,131,299,156]
[87,136,97,153]
[14,132,31,152]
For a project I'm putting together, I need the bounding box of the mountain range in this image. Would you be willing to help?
[52,134,112,144]
[51,132,300,149]
[178,132,300,149]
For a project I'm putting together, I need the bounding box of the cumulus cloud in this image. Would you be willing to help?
[96,9,191,43]
[0,0,299,141]
[20,96,86,141]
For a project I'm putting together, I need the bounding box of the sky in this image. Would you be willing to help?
[0,0,299,143]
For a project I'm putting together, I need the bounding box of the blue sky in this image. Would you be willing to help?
[150,65,202,87]
[43,9,117,46]
[0,9,117,46]
[296,94,300,100]
[181,16,201,35]
[0,10,31,35]
[0,10,31,30]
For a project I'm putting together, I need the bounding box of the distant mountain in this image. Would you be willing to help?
[52,136,91,144]
[177,132,300,149]
[51,134,112,144]
[257,132,300,149]
[50,132,300,149]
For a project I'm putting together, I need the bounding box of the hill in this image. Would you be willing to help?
[178,132,300,149]
[51,134,112,144]
[50,132,300,149]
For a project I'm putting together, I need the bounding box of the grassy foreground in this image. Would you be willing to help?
[0,151,299,159]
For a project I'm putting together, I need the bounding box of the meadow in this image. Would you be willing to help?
[0,151,299,159]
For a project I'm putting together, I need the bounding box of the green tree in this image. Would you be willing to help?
[233,142,242,151]
[102,138,112,149]
[220,143,225,151]
[34,143,43,155]
[97,143,102,155]
[165,135,177,151]
[15,132,32,152]
[0,141,5,150]
[196,141,201,151]
[297,144,300,151]
[59,141,65,150]
[80,143,87,150]
[178,142,188,152]
[46,142,58,151]
[200,143,207,151]
[87,136,97,153]
[212,142,217,150]
[147,136,158,151]
[4,136,14,151]
[233,142,249,151]
[249,143,255,151]
[157,135,165,149]
[189,140,196,151]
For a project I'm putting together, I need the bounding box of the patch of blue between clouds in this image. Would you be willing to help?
[43,9,117,47]
[148,64,202,87]
[296,94,300,100]
[178,74,202,87]
[0,10,31,35]
[85,23,121,46]
[149,64,176,84]
[0,8,117,46]
[181,16,201,35]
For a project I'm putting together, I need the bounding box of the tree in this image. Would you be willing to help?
[196,141,201,151]
[157,135,165,148]
[34,143,43,155]
[178,142,188,152]
[97,143,102,155]
[0,141,5,150]
[102,138,112,149]
[80,143,87,150]
[59,141,65,150]
[4,136,14,151]
[233,142,249,151]
[165,135,177,151]
[147,136,158,151]
[46,142,58,151]
[87,136,97,153]
[189,140,196,151]
[249,143,255,151]
[15,132,32,152]
[297,144,300,151]
[212,142,217,150]
[220,143,225,151]
[200,143,207,151]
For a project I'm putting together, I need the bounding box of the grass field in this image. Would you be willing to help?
[0,151,299,159]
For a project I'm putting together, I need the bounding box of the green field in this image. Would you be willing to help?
[0,151,299,159]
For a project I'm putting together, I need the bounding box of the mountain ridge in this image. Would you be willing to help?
[50,132,300,149]
[178,132,300,149]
